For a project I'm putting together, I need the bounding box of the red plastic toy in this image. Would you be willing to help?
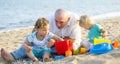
[55,40,74,55]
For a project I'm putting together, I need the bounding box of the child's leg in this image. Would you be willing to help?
[43,52,50,62]
[1,48,15,62]
[39,49,50,62]
[81,40,92,51]
[26,50,39,62]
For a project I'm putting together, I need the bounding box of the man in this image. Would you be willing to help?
[1,8,81,62]
[47,9,81,53]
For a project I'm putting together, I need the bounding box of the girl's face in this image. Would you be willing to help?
[37,24,50,37]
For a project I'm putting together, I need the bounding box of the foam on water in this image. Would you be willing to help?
[0,0,120,32]
[0,12,120,33]
[91,12,120,20]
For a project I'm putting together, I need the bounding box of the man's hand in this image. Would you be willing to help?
[64,36,75,42]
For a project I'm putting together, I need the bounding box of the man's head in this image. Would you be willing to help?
[55,9,70,29]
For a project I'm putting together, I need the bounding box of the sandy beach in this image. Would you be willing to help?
[0,17,120,64]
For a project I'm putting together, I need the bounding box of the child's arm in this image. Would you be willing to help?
[63,36,75,42]
[52,34,64,41]
[24,40,38,62]
[23,40,32,52]
[100,29,106,38]
[47,34,64,48]
[47,39,55,48]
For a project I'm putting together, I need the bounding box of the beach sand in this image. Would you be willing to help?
[0,17,120,64]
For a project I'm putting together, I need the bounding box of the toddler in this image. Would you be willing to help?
[78,15,106,51]
[24,18,64,62]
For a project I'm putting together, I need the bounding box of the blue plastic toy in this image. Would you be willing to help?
[55,56,65,60]
[90,43,113,54]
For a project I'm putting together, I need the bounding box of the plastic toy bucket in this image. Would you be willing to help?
[55,40,73,55]
[90,43,113,54]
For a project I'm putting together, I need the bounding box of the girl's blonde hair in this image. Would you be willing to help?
[34,18,49,29]
[79,15,94,26]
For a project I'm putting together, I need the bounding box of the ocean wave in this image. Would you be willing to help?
[0,12,120,32]
[91,12,120,20]
[0,26,34,33]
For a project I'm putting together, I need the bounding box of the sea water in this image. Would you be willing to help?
[0,0,120,32]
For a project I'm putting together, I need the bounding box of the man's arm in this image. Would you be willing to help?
[70,25,82,50]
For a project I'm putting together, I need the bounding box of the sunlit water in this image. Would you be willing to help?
[0,0,120,31]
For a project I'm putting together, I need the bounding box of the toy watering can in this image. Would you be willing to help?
[55,40,73,55]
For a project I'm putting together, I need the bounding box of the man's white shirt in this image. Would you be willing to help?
[46,12,82,50]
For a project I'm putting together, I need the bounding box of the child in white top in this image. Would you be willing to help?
[24,18,64,62]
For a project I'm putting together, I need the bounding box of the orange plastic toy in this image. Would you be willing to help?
[112,40,119,49]
[65,49,72,57]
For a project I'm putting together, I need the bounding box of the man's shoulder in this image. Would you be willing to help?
[68,12,79,26]
[69,11,79,19]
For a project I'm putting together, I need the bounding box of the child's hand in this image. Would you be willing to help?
[26,46,32,52]
[100,29,106,39]
[102,33,106,39]
[47,39,55,48]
